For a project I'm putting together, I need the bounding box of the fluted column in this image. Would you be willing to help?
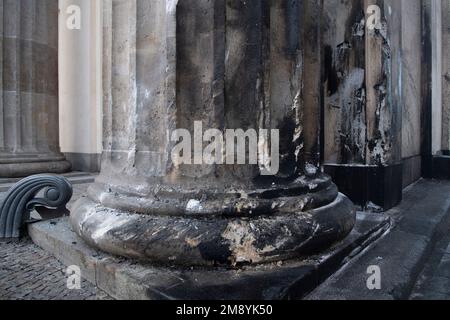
[0,0,70,178]
[71,0,355,267]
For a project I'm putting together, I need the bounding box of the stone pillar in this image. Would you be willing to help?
[0,0,70,178]
[323,0,404,210]
[442,0,450,153]
[401,0,422,188]
[422,0,450,180]
[71,0,355,269]
[431,0,443,155]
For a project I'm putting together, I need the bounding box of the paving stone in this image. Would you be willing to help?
[0,237,112,300]
[435,254,450,279]
[419,276,450,296]
[307,230,429,300]
[307,180,450,300]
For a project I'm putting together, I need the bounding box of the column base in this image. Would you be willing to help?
[71,190,356,267]
[30,213,389,299]
[324,163,403,211]
[0,154,71,178]
[423,152,450,180]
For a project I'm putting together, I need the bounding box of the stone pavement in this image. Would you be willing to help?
[411,225,450,299]
[307,179,450,300]
[0,238,112,300]
[0,179,112,300]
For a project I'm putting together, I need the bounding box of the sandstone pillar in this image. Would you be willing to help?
[0,0,70,178]
[71,0,355,268]
[422,0,450,180]
[323,0,404,210]
[441,0,450,152]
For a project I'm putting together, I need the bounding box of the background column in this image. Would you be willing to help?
[0,0,70,178]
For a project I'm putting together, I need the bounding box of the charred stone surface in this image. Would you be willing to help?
[323,0,367,164]
[71,0,356,268]
[323,0,402,167]
[72,192,354,267]
[322,0,404,210]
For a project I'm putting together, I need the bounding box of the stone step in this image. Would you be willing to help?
[306,179,450,300]
[0,172,96,193]
[28,212,389,300]
[410,235,450,299]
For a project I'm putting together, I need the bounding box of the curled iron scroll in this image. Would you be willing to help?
[0,174,73,239]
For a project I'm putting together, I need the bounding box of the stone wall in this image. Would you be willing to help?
[401,0,423,187]
[59,0,103,173]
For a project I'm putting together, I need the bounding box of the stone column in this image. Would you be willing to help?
[0,0,70,178]
[71,0,355,268]
[323,0,404,210]
[442,0,450,152]
[431,0,443,155]
[422,0,450,180]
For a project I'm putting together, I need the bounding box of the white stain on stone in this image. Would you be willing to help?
[186,199,202,213]
[89,212,135,243]
[166,0,178,14]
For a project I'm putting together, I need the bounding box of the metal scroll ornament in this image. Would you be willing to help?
[0,174,73,239]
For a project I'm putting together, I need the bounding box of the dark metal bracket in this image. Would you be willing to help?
[0,174,73,240]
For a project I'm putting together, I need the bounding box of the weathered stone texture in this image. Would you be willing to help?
[71,0,356,268]
[323,0,367,164]
[0,0,70,178]
[442,0,450,151]
[0,237,111,300]
[323,0,403,166]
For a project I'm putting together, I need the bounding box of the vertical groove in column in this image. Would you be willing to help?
[302,0,323,168]
[260,0,270,133]
[127,0,137,172]
[134,0,171,178]
[224,0,262,131]
[3,0,22,152]
[109,0,137,169]
[222,0,265,185]
[258,0,270,153]
[213,0,226,130]
[0,0,4,152]
[164,0,179,175]
[442,0,450,150]
[175,0,218,180]
[19,0,36,153]
[268,0,304,176]
[431,0,443,155]
[386,0,403,164]
[176,0,212,128]
[102,0,113,163]
[43,0,60,154]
